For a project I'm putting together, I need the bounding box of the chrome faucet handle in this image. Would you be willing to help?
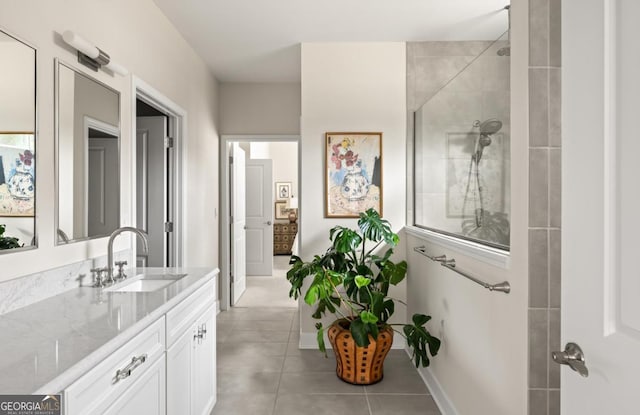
[114,261,128,280]
[90,267,108,287]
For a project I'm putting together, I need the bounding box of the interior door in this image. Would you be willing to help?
[87,136,118,237]
[562,0,640,412]
[137,116,168,267]
[245,159,273,276]
[230,143,247,305]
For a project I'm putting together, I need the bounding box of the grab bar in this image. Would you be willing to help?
[413,246,510,294]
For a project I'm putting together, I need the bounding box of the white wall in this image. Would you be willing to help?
[220,82,300,134]
[250,141,298,219]
[0,0,220,282]
[404,2,529,414]
[299,42,407,341]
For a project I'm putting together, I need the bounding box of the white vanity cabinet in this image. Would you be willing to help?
[63,318,167,415]
[166,280,217,415]
[62,276,217,415]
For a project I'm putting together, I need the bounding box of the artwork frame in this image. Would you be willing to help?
[325,132,382,218]
[0,132,35,217]
[275,182,292,200]
[275,201,289,220]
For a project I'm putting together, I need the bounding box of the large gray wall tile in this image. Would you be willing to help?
[529,69,550,147]
[529,309,549,388]
[549,230,561,308]
[529,389,548,415]
[549,0,562,67]
[549,148,561,228]
[529,149,549,227]
[549,69,562,147]
[530,0,550,66]
[548,310,561,388]
[529,230,549,308]
[549,389,561,415]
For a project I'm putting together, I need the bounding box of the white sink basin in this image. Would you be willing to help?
[106,279,176,292]
[135,273,188,281]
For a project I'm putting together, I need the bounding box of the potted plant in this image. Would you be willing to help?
[0,224,21,250]
[287,208,440,385]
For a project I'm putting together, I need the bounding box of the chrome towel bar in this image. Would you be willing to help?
[413,246,511,294]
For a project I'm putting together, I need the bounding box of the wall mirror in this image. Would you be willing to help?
[0,29,37,252]
[55,60,120,244]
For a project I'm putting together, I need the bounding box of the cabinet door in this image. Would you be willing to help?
[193,304,217,415]
[167,324,195,415]
[103,356,166,415]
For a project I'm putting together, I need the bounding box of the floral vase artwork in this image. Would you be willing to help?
[8,150,34,200]
[332,140,370,201]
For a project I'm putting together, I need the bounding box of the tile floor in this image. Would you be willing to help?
[213,305,441,414]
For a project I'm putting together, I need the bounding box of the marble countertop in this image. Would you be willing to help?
[0,267,218,394]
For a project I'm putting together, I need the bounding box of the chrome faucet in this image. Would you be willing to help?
[107,227,149,282]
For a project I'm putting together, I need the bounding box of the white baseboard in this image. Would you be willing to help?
[405,348,458,415]
[299,332,405,350]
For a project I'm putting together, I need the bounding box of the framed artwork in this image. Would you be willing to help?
[325,132,382,218]
[276,182,291,200]
[0,133,35,217]
[275,201,289,220]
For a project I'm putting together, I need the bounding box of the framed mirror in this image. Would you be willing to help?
[55,60,120,244]
[0,29,37,252]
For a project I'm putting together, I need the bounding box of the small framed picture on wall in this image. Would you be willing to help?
[275,201,289,220]
[276,182,291,200]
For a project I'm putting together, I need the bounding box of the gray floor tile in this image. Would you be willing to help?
[367,394,440,415]
[274,394,369,415]
[365,363,429,394]
[278,372,365,394]
[282,351,336,373]
[225,329,291,343]
[219,308,296,321]
[217,371,281,394]
[233,320,294,331]
[218,353,285,373]
[218,341,288,357]
[210,393,276,415]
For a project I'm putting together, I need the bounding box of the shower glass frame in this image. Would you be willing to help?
[412,31,511,251]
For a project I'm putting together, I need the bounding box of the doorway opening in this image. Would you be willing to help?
[220,135,300,311]
[133,78,186,267]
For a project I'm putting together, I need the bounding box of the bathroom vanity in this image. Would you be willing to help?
[0,267,218,415]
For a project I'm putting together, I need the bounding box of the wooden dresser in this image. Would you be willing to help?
[274,223,298,255]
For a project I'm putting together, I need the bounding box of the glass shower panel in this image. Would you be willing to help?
[414,32,510,250]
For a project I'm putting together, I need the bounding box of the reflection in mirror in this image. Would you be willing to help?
[56,61,120,244]
[0,30,36,252]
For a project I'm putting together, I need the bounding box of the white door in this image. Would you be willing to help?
[137,116,169,267]
[87,137,119,237]
[193,304,216,415]
[562,0,640,412]
[245,159,273,276]
[231,143,247,304]
[166,327,193,415]
[103,357,166,415]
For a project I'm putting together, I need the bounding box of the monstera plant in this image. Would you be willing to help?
[0,224,21,250]
[287,209,440,384]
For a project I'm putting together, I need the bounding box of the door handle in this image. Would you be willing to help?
[552,342,589,377]
[265,221,272,226]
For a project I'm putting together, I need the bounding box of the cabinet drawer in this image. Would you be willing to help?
[64,317,166,415]
[165,279,215,347]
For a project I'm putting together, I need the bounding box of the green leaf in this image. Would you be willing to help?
[315,323,327,357]
[357,208,398,245]
[412,313,431,327]
[331,226,363,253]
[350,319,370,347]
[360,311,378,324]
[387,261,408,285]
[354,275,371,288]
[304,285,319,305]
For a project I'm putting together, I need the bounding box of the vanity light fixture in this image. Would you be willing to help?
[62,31,128,76]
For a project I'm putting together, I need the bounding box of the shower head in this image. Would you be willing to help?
[479,118,503,136]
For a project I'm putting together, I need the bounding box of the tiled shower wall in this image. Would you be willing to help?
[528,0,562,414]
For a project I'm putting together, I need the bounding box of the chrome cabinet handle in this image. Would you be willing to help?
[265,221,272,226]
[199,324,207,340]
[113,354,147,384]
[552,342,589,377]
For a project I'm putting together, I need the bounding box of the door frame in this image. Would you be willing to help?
[131,77,186,266]
[219,134,300,311]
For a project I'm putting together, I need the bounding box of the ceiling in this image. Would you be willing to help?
[153,0,510,83]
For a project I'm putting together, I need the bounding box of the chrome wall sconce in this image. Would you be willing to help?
[62,31,128,76]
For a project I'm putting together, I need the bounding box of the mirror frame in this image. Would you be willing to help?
[0,27,38,254]
[54,59,121,245]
